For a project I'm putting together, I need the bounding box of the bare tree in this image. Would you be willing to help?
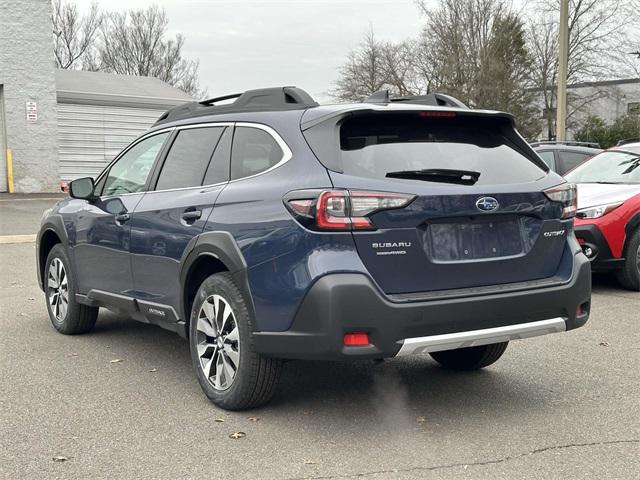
[527,0,636,138]
[333,29,389,102]
[379,40,423,97]
[52,0,101,69]
[619,0,640,77]
[93,6,203,97]
[416,0,508,103]
[414,0,540,137]
[333,27,428,101]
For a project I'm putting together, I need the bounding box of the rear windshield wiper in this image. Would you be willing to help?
[385,168,480,185]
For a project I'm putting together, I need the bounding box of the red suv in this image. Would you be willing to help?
[565,141,640,290]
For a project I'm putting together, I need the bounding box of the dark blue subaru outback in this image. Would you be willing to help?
[37,87,591,410]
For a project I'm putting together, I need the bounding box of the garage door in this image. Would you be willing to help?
[57,103,167,181]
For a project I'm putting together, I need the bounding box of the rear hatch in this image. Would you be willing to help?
[302,109,573,296]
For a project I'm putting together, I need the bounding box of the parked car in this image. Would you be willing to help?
[531,141,602,176]
[37,87,591,410]
[565,141,640,290]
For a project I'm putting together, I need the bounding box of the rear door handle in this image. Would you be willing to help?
[115,212,130,223]
[182,209,202,221]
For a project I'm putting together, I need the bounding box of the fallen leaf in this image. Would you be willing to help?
[598,342,609,347]
[214,418,225,423]
[110,358,123,363]
[416,416,426,424]
[149,368,157,372]
[303,459,317,465]
[229,431,246,439]
[52,455,69,462]
[248,417,260,422]
[66,353,78,358]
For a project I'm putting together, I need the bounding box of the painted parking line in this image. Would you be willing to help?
[0,234,37,244]
[0,197,62,202]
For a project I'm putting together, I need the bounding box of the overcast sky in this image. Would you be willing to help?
[82,0,428,101]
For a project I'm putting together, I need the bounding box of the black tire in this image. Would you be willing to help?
[429,342,508,371]
[189,273,283,410]
[44,244,98,334]
[615,228,640,291]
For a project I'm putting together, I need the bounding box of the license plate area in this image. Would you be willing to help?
[425,216,523,262]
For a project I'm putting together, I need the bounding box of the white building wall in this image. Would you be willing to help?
[57,103,168,181]
[0,0,59,193]
[534,80,640,141]
[568,82,640,128]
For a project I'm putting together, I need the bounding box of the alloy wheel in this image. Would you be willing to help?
[47,258,69,321]
[195,294,240,390]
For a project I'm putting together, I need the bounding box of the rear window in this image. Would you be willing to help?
[308,112,546,185]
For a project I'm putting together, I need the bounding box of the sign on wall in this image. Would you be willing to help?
[26,101,37,122]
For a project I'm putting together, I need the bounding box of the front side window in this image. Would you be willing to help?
[565,151,640,184]
[155,127,225,190]
[102,133,169,196]
[231,126,284,180]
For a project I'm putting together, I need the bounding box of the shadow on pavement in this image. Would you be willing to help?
[87,309,552,430]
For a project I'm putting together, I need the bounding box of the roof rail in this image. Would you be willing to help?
[530,140,601,149]
[616,137,640,146]
[363,90,468,109]
[199,92,243,105]
[154,86,319,126]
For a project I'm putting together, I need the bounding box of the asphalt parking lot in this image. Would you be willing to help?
[1,195,638,479]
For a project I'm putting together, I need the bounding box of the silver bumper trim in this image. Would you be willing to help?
[395,317,567,356]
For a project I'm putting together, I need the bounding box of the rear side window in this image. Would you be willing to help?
[156,127,224,190]
[557,151,589,174]
[306,112,546,185]
[231,126,284,180]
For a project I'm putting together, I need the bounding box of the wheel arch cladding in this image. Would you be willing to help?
[179,231,254,333]
[625,212,640,239]
[38,224,66,290]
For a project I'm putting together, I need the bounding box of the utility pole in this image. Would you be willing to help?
[556,0,569,141]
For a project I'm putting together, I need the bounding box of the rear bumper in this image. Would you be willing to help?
[253,252,592,360]
[574,224,624,271]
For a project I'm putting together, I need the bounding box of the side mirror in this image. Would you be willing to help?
[69,177,96,200]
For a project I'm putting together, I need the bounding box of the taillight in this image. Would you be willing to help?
[544,183,577,219]
[285,189,415,231]
[317,191,353,229]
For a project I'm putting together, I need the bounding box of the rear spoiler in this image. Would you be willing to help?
[301,108,546,173]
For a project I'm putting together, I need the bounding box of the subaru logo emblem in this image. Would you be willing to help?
[476,196,499,212]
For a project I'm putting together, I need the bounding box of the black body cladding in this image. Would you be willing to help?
[154,86,318,126]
